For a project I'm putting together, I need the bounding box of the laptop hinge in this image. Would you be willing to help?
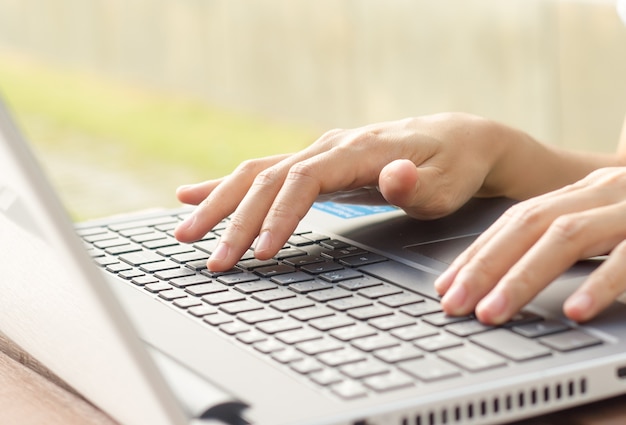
[147,345,249,425]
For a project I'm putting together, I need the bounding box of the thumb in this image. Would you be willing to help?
[378,159,461,219]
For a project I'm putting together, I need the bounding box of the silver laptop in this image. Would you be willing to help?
[2,95,626,425]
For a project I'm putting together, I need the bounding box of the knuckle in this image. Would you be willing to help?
[586,167,626,187]
[508,265,538,291]
[463,254,497,283]
[225,216,249,235]
[252,166,282,189]
[270,202,301,224]
[315,128,345,147]
[546,214,586,246]
[233,158,261,177]
[502,201,546,228]
[286,161,316,182]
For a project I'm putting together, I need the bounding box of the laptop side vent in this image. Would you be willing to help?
[393,376,588,425]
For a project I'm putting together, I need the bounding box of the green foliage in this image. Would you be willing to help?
[0,55,315,179]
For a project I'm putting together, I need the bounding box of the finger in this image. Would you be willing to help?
[563,223,626,321]
[564,243,626,322]
[438,182,611,317]
[476,200,626,324]
[176,179,224,205]
[212,139,394,270]
[378,159,419,207]
[380,158,485,221]
[205,148,345,270]
[253,146,383,260]
[174,154,290,243]
[434,186,578,296]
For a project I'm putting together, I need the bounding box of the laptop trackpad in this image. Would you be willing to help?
[406,236,603,281]
[405,234,478,265]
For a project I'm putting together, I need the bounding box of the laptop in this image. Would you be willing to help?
[2,95,626,425]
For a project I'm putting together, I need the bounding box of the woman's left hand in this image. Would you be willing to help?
[435,167,626,324]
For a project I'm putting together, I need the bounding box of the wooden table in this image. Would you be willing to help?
[2,332,625,425]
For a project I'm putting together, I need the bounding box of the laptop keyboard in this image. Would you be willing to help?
[79,211,603,400]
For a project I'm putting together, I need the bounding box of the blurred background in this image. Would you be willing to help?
[0,0,625,220]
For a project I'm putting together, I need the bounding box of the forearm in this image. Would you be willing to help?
[479,120,623,200]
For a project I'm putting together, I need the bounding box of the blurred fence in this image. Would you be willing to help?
[1,0,625,152]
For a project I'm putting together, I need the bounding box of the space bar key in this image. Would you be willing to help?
[358,261,439,299]
[470,329,552,362]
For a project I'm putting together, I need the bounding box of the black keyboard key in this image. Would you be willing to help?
[238,258,278,270]
[339,253,387,267]
[254,264,297,278]
[321,246,367,260]
[274,248,308,260]
[359,260,440,299]
[318,268,363,283]
[302,262,344,275]
[301,232,330,243]
[337,276,383,291]
[217,273,260,285]
[271,271,314,286]
[234,281,278,294]
[288,280,332,294]
[319,239,350,250]
[283,255,325,267]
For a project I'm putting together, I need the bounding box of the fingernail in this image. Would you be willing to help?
[176,214,196,232]
[434,267,456,294]
[255,230,272,255]
[210,241,230,262]
[565,292,593,316]
[442,283,467,313]
[479,291,507,324]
